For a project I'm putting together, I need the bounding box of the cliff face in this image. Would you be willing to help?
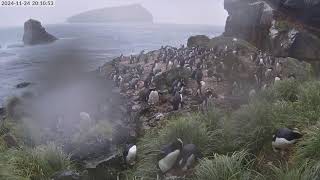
[223,0,320,62]
[67,4,153,24]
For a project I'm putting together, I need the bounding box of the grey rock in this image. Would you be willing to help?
[187,35,210,48]
[0,107,5,117]
[16,82,32,89]
[51,170,80,180]
[23,19,57,45]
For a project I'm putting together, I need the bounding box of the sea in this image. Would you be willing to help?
[0,23,223,105]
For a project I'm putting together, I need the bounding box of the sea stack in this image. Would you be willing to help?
[23,19,57,45]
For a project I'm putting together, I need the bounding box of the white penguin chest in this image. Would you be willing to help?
[272,137,296,149]
[158,150,180,173]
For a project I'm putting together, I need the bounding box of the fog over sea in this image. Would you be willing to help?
[0,23,223,105]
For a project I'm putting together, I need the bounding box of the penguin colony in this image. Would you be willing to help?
[104,41,305,176]
[108,43,297,118]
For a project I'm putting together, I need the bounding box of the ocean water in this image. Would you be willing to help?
[0,23,223,105]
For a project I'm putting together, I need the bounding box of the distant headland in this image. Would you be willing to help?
[67,4,153,24]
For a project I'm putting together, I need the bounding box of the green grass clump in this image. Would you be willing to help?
[0,137,8,152]
[160,116,210,153]
[193,151,262,180]
[133,115,211,178]
[273,80,299,102]
[71,120,113,146]
[269,162,320,180]
[227,100,274,153]
[0,142,73,180]
[296,81,320,123]
[294,126,320,165]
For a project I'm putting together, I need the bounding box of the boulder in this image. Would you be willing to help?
[51,170,81,180]
[84,154,124,180]
[187,35,210,48]
[289,32,320,61]
[0,107,5,117]
[23,19,57,45]
[16,82,32,89]
[276,57,312,81]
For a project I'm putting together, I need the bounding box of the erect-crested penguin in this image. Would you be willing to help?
[195,69,203,84]
[275,75,281,82]
[158,138,183,173]
[80,112,92,122]
[123,144,137,166]
[265,68,273,79]
[177,144,201,171]
[172,91,183,111]
[167,61,174,70]
[276,62,282,73]
[148,88,160,105]
[272,128,303,152]
[259,58,265,66]
[249,89,257,98]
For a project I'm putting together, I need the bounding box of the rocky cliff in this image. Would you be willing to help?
[67,4,153,24]
[223,0,320,62]
[23,19,57,45]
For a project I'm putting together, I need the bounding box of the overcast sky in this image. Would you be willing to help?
[0,0,228,27]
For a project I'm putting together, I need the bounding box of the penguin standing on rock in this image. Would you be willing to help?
[272,128,303,153]
[123,144,137,166]
[158,138,183,173]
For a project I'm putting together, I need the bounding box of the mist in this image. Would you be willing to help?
[14,47,128,148]
[0,0,227,27]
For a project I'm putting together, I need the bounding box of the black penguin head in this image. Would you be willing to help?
[149,87,156,91]
[292,128,303,139]
[172,138,183,150]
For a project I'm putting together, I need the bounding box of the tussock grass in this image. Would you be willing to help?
[133,116,211,178]
[193,151,263,180]
[0,142,73,180]
[71,120,113,146]
[294,126,320,165]
[269,162,320,180]
[296,81,320,123]
[273,80,299,102]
